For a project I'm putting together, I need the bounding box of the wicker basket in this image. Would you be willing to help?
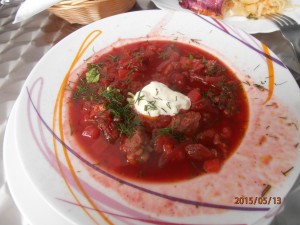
[48,0,136,25]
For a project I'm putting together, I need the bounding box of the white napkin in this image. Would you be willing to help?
[13,0,62,23]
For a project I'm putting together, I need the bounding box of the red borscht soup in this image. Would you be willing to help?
[67,40,249,182]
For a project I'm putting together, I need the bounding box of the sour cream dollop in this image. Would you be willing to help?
[133,81,191,117]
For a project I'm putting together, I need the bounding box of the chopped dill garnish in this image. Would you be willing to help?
[127,67,139,76]
[109,54,120,62]
[166,102,171,109]
[99,87,140,136]
[188,53,194,60]
[254,83,265,91]
[261,80,266,85]
[261,184,271,197]
[69,77,100,101]
[71,82,140,137]
[191,161,200,170]
[275,81,288,86]
[144,100,157,112]
[253,64,260,71]
[190,39,202,45]
[101,87,123,106]
[161,107,167,113]
[203,81,241,116]
[135,91,145,105]
[73,83,89,99]
[242,81,251,86]
[118,116,140,137]
[191,161,206,173]
[281,167,294,176]
[158,51,169,60]
[156,127,183,141]
[132,51,142,58]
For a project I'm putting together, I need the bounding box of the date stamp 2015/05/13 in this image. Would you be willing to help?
[234,197,282,205]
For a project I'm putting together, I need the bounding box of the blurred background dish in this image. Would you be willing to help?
[151,0,300,34]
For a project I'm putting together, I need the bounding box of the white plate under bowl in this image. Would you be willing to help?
[3,99,73,225]
[13,10,300,225]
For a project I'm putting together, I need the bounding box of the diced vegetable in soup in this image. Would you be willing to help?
[67,40,249,182]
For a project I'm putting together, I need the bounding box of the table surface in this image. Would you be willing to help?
[0,1,300,225]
